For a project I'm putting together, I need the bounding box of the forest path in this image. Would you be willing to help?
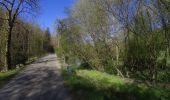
[0,54,73,100]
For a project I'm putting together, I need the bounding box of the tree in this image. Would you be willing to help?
[45,28,51,42]
[0,0,39,70]
[0,8,8,71]
[44,28,54,53]
[56,0,170,82]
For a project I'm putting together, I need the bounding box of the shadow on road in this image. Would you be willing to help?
[0,54,72,100]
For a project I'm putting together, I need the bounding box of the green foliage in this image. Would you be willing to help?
[0,14,53,70]
[63,69,170,100]
[56,17,122,73]
[55,0,170,99]
[55,47,64,58]
[9,22,48,67]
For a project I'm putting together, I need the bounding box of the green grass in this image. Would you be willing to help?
[0,56,38,88]
[0,67,23,88]
[62,69,170,100]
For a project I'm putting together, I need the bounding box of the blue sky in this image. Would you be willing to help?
[37,0,74,33]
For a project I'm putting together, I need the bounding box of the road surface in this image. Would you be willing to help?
[0,54,73,100]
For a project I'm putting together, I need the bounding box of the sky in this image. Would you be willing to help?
[37,0,74,34]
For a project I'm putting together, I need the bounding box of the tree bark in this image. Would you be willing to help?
[5,26,13,70]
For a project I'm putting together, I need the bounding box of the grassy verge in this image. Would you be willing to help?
[62,69,170,100]
[0,67,23,88]
[0,56,38,88]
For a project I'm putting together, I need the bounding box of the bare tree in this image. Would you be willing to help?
[0,0,39,70]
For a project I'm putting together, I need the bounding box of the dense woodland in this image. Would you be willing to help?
[0,0,53,71]
[56,0,170,83]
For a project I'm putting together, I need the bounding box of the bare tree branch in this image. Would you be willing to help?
[0,2,10,11]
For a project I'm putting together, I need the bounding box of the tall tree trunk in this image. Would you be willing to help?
[1,16,8,72]
[116,44,119,65]
[2,34,8,71]
[57,36,60,48]
[5,27,13,70]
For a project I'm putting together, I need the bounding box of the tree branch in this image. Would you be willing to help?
[3,0,12,5]
[0,2,10,11]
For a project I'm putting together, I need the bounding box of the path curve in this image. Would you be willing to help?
[0,54,72,100]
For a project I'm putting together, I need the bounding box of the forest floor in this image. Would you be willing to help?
[0,54,73,100]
